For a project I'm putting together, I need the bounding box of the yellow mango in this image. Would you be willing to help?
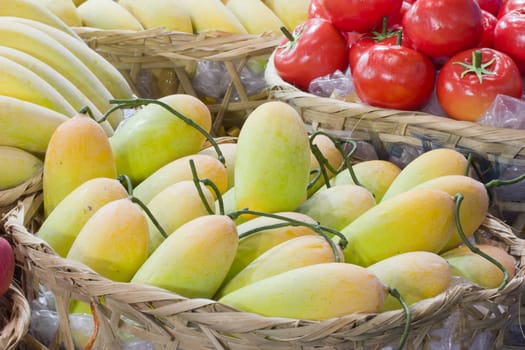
[381,148,468,202]
[110,94,212,185]
[37,177,128,257]
[199,142,237,190]
[368,251,452,311]
[179,0,247,33]
[341,188,455,266]
[441,244,516,289]
[262,0,310,32]
[219,262,387,320]
[43,113,117,217]
[224,0,284,35]
[118,0,193,32]
[308,133,344,197]
[131,215,238,299]
[77,0,144,30]
[67,198,149,282]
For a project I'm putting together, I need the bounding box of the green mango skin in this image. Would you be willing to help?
[216,235,342,299]
[329,160,401,202]
[198,142,237,190]
[411,175,489,253]
[37,177,128,257]
[367,251,452,311]
[307,134,344,197]
[110,94,212,185]
[234,101,310,214]
[132,154,228,205]
[131,215,238,299]
[222,212,318,285]
[341,188,456,267]
[219,262,387,320]
[215,186,236,216]
[380,148,468,203]
[67,198,149,282]
[146,180,215,256]
[296,184,376,231]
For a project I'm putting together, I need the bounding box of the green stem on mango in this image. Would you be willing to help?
[454,193,509,291]
[78,105,99,122]
[117,174,169,239]
[484,172,525,189]
[189,159,223,216]
[388,287,411,350]
[101,98,226,165]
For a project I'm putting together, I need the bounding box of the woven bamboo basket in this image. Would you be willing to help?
[264,53,525,232]
[3,190,525,350]
[0,283,31,350]
[74,27,283,136]
[0,170,43,220]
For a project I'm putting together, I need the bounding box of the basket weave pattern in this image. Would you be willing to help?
[0,283,31,350]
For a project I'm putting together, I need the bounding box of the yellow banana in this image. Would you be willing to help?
[0,0,80,38]
[0,55,77,116]
[0,21,124,128]
[0,96,68,155]
[0,146,43,191]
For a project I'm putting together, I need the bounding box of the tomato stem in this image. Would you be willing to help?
[453,50,496,84]
[280,26,295,42]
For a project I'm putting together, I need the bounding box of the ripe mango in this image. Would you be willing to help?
[132,154,228,205]
[234,101,311,216]
[216,235,342,299]
[145,180,215,255]
[368,251,452,311]
[341,188,455,266]
[198,142,237,190]
[178,0,247,33]
[43,113,117,217]
[67,198,149,282]
[296,184,376,231]
[37,177,128,257]
[412,175,489,253]
[330,160,401,202]
[219,262,387,320]
[131,215,238,299]
[308,133,344,197]
[110,94,212,185]
[381,148,468,202]
[441,244,516,289]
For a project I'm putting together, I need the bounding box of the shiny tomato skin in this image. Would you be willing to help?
[308,0,330,19]
[436,48,523,121]
[479,9,498,47]
[476,0,502,15]
[403,0,484,61]
[273,18,349,91]
[388,1,414,30]
[497,0,525,18]
[352,44,436,110]
[493,8,525,73]
[321,0,403,33]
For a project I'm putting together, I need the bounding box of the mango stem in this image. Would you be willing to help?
[388,287,411,350]
[454,193,509,291]
[189,159,222,215]
[78,105,99,122]
[484,172,525,189]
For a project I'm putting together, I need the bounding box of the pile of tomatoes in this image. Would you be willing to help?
[273,0,525,122]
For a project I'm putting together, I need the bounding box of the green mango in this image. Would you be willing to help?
[198,142,237,190]
[219,262,387,320]
[37,177,128,257]
[234,101,310,216]
[307,133,344,197]
[110,94,212,184]
[341,188,456,267]
[131,215,238,299]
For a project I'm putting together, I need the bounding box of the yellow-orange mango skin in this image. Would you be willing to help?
[234,101,311,214]
[110,94,212,185]
[146,180,215,256]
[43,113,117,217]
[412,175,489,253]
[67,198,149,282]
[441,244,516,289]
[368,251,452,311]
[307,133,344,197]
[131,215,238,299]
[199,142,237,189]
[132,154,228,205]
[341,188,455,267]
[381,148,468,202]
[223,212,318,284]
[219,262,387,320]
[330,160,401,202]
[216,235,342,299]
[37,177,128,257]
[296,184,376,231]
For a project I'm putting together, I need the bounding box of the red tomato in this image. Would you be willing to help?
[273,18,349,91]
[436,48,523,121]
[352,44,436,110]
[497,0,525,18]
[308,0,330,20]
[476,0,503,15]
[403,0,484,62]
[494,8,525,73]
[479,9,498,47]
[388,1,413,30]
[321,0,403,33]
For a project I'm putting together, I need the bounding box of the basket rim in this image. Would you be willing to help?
[0,283,31,350]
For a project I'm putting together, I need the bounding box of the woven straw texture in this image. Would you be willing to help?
[0,170,43,219]
[3,194,525,350]
[0,283,31,350]
[74,27,282,135]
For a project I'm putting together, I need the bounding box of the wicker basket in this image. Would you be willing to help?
[0,170,43,221]
[74,27,283,136]
[0,283,31,350]
[3,191,525,350]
